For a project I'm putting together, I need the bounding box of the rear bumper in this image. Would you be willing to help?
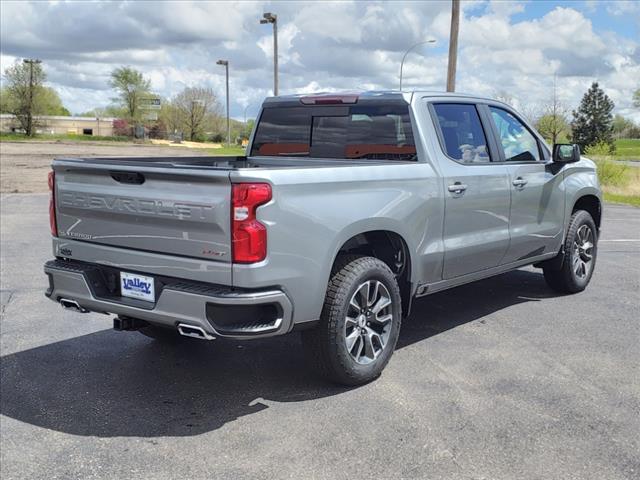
[44,259,293,339]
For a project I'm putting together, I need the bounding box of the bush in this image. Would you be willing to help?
[112,119,131,137]
[585,141,616,156]
[147,121,166,139]
[593,159,630,188]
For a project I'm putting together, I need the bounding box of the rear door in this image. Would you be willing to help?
[54,161,232,262]
[429,102,511,279]
[485,106,565,263]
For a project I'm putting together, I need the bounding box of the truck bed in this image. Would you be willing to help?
[53,155,403,170]
[51,155,411,265]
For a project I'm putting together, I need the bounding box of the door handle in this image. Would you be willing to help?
[512,177,528,188]
[448,182,467,194]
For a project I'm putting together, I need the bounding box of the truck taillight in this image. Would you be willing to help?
[231,183,272,263]
[48,170,58,237]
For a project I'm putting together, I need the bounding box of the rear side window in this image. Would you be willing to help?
[489,107,540,162]
[251,104,416,160]
[432,104,490,163]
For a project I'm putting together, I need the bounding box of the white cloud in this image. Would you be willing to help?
[0,0,637,123]
[606,0,640,17]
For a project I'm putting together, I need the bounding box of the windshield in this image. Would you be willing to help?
[251,103,416,160]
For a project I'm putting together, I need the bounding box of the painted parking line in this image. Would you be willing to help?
[599,239,640,242]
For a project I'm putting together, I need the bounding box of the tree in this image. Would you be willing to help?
[159,100,183,136]
[494,90,514,105]
[570,82,615,153]
[172,87,221,141]
[1,85,69,116]
[611,114,640,139]
[241,119,255,141]
[519,103,541,124]
[634,88,640,108]
[537,114,569,144]
[78,104,126,118]
[2,59,47,136]
[0,87,11,113]
[612,114,635,138]
[38,87,71,116]
[109,66,151,122]
[536,76,569,144]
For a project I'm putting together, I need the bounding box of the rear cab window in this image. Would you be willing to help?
[251,99,416,161]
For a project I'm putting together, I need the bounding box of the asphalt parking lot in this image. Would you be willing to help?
[1,194,638,480]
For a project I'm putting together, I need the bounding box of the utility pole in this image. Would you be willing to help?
[216,59,230,147]
[23,59,41,136]
[446,0,460,92]
[260,12,278,96]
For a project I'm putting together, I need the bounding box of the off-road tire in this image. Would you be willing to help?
[302,255,402,386]
[543,209,598,293]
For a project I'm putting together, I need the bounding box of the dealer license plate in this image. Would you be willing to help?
[120,271,155,302]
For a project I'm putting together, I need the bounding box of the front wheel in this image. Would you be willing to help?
[302,255,402,386]
[543,209,598,293]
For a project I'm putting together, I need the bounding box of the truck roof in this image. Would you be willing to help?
[262,90,502,107]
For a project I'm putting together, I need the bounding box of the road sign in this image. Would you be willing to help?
[140,97,161,110]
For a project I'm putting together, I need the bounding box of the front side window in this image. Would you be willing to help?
[489,107,540,162]
[251,103,416,160]
[432,103,490,163]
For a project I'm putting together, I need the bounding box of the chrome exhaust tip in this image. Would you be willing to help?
[59,298,89,313]
[177,323,215,341]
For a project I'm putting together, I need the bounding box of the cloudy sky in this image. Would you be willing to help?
[1,0,638,121]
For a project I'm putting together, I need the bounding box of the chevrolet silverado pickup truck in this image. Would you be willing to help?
[44,91,601,385]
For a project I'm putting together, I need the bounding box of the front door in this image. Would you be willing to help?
[486,107,565,263]
[431,103,511,279]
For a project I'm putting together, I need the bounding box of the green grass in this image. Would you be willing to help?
[0,132,32,141]
[592,157,640,207]
[613,138,640,161]
[205,146,247,156]
[593,158,630,187]
[603,192,640,207]
[586,139,640,162]
[587,140,640,206]
[0,132,131,142]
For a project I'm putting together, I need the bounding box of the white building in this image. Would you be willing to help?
[0,114,117,136]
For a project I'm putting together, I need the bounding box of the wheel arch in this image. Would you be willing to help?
[330,228,414,318]
[572,194,602,230]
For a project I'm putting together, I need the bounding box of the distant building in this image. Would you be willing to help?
[0,114,116,137]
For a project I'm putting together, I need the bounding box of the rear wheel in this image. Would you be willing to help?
[543,210,598,293]
[302,255,402,386]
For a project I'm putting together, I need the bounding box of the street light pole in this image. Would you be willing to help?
[243,104,253,125]
[216,59,230,147]
[260,12,278,96]
[399,40,435,91]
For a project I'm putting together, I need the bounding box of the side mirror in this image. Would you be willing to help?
[553,143,580,163]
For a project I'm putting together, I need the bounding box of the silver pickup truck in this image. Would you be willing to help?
[44,91,602,385]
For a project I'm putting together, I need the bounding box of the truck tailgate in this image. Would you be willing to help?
[54,161,232,262]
